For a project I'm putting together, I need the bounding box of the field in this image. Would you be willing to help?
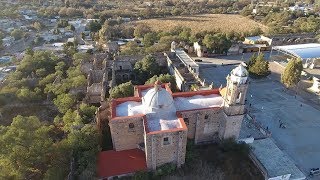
[133,14,268,33]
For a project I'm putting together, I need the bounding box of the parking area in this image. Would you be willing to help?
[248,80,320,176]
[199,53,320,177]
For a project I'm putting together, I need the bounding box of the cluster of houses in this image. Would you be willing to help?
[252,1,319,15]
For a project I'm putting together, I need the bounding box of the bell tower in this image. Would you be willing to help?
[223,63,249,115]
[219,63,249,139]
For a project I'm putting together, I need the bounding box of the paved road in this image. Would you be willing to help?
[199,53,320,178]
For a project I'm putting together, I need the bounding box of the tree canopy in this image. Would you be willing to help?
[11,29,24,40]
[0,116,53,179]
[54,93,76,114]
[203,33,232,54]
[247,53,269,77]
[145,74,177,92]
[109,81,134,99]
[281,58,303,87]
[134,24,152,38]
[134,55,161,83]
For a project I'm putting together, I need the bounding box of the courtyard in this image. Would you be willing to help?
[198,53,320,177]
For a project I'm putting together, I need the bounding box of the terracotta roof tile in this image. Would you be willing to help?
[98,149,147,179]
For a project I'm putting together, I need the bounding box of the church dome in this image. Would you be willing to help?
[230,63,248,84]
[143,81,175,113]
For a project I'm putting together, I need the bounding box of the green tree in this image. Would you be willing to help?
[62,109,83,131]
[16,87,42,102]
[67,124,100,177]
[54,93,76,113]
[134,55,160,83]
[72,52,91,66]
[246,53,257,67]
[11,29,24,40]
[0,116,53,179]
[145,74,177,92]
[203,33,232,54]
[121,41,143,55]
[88,20,101,32]
[247,53,269,77]
[17,51,58,77]
[281,58,303,87]
[203,34,217,51]
[63,42,78,57]
[44,125,100,179]
[179,27,192,42]
[143,32,158,47]
[134,24,152,38]
[25,47,34,56]
[79,103,97,123]
[109,81,134,99]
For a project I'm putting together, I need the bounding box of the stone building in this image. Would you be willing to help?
[242,35,272,53]
[85,56,108,104]
[98,63,249,178]
[103,41,120,54]
[110,60,135,87]
[110,54,167,87]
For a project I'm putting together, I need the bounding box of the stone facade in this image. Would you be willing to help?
[100,64,249,171]
[85,55,109,104]
[109,115,145,151]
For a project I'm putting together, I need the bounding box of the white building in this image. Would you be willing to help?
[271,43,320,69]
[2,36,15,47]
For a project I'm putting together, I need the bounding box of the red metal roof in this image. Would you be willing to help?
[98,149,147,179]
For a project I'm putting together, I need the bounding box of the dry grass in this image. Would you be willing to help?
[133,14,268,33]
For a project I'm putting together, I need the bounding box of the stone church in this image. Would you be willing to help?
[107,63,249,171]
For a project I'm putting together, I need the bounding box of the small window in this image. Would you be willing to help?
[119,66,122,70]
[163,137,170,145]
[129,123,135,129]
[184,118,189,125]
[236,92,242,103]
[204,114,209,119]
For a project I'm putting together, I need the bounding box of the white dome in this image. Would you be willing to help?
[231,63,248,77]
[143,85,175,113]
[230,63,248,84]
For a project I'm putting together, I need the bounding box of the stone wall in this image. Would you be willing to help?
[109,116,144,151]
[179,108,221,143]
[220,113,244,139]
[145,130,187,170]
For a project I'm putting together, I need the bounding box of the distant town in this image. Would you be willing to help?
[0,0,320,180]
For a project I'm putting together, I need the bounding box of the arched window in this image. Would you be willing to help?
[204,114,209,119]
